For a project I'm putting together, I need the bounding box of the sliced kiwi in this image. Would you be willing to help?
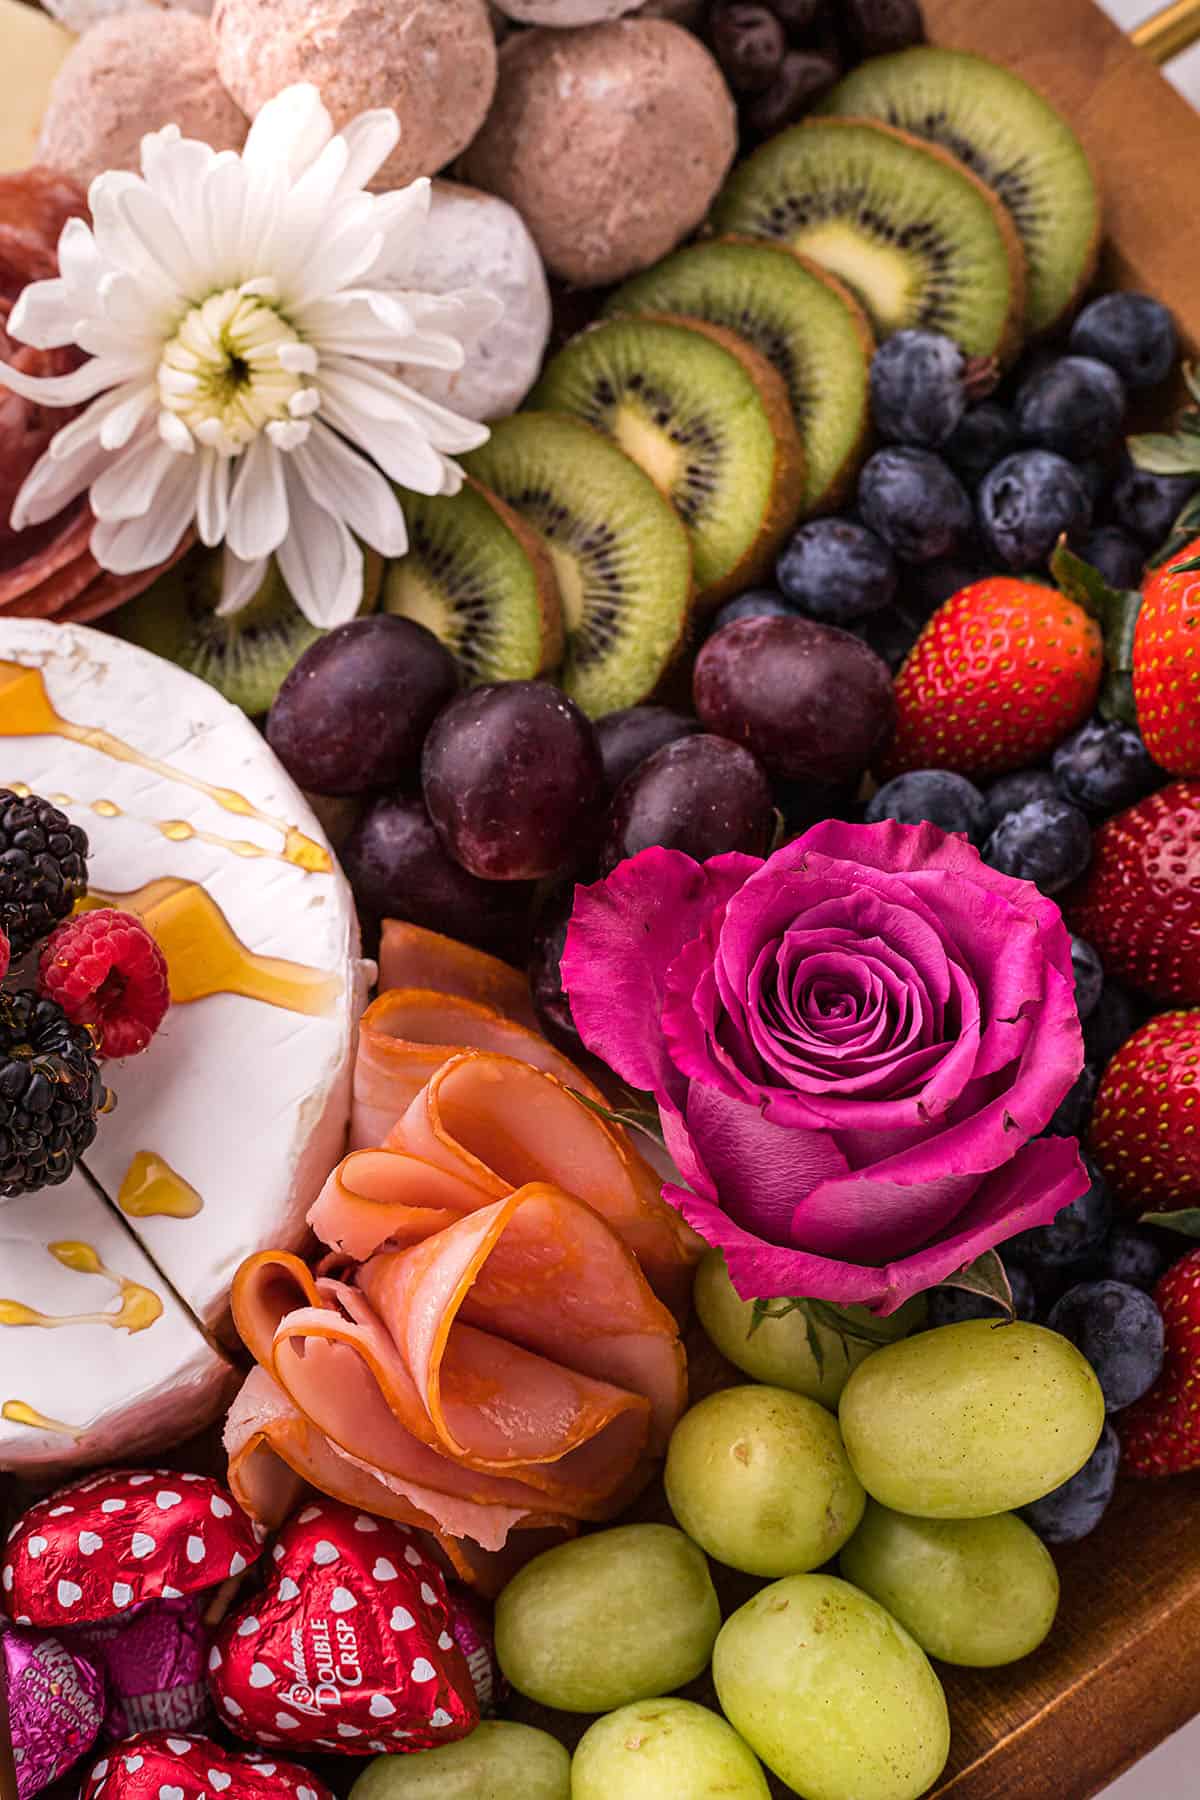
[114,547,381,716]
[605,239,874,514]
[818,48,1100,337]
[461,413,693,717]
[530,316,804,607]
[383,479,563,683]
[710,118,1027,362]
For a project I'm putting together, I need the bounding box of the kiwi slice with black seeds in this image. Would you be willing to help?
[531,315,805,607]
[462,413,693,717]
[710,118,1027,362]
[818,48,1100,336]
[113,547,381,716]
[383,478,563,683]
[605,239,874,514]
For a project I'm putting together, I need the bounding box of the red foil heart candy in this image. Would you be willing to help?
[80,1731,335,1799]
[209,1498,480,1755]
[2,1470,264,1628]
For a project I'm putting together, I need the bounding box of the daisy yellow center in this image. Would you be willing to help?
[157,289,305,453]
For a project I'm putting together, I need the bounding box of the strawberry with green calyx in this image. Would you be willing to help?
[1119,1248,1200,1477]
[1049,540,1144,728]
[1063,781,1200,1005]
[880,570,1104,779]
[1130,536,1200,775]
[1089,1012,1200,1215]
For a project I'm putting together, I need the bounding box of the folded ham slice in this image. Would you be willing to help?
[378,923,540,1031]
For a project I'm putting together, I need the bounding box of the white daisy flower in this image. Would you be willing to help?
[0,84,502,627]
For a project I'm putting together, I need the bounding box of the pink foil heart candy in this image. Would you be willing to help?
[65,1596,211,1739]
[2,1618,104,1798]
[80,1730,335,1799]
[210,1499,479,1754]
[2,1469,263,1627]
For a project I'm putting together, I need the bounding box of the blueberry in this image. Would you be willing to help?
[1045,1062,1099,1138]
[899,552,991,621]
[1075,457,1113,511]
[1051,718,1162,818]
[977,450,1092,570]
[984,768,1059,829]
[982,796,1091,894]
[1021,1422,1120,1544]
[868,329,969,447]
[1070,936,1104,1021]
[775,519,897,623]
[1006,1156,1114,1272]
[1101,1225,1172,1293]
[1048,1279,1165,1411]
[1078,525,1145,592]
[943,402,1018,489]
[865,769,988,844]
[1083,979,1140,1068]
[711,588,794,632]
[1069,292,1178,389]
[928,1264,1036,1326]
[858,448,972,564]
[1109,456,1198,549]
[1014,356,1127,461]
[851,604,926,673]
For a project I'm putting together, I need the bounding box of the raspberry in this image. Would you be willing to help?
[39,909,170,1059]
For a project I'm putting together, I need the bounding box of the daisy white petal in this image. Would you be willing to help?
[10,429,115,530]
[276,463,363,628]
[317,381,446,492]
[195,449,232,547]
[158,410,196,454]
[226,432,290,560]
[335,111,402,196]
[0,353,144,408]
[243,82,333,185]
[90,455,195,571]
[217,546,270,615]
[265,418,312,451]
[7,277,77,349]
[291,421,409,556]
[91,433,180,521]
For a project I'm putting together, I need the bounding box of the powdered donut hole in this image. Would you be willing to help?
[491,0,643,22]
[36,11,248,188]
[211,0,498,189]
[460,20,738,287]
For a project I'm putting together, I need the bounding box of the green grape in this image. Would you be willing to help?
[571,1698,770,1799]
[840,1500,1060,1667]
[693,1250,926,1406]
[348,1722,570,1799]
[664,1384,865,1577]
[494,1523,720,1712]
[838,1320,1105,1517]
[713,1573,950,1800]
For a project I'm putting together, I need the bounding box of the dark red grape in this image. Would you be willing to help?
[529,888,584,1054]
[693,614,895,783]
[596,705,702,793]
[341,792,532,953]
[266,616,458,796]
[422,680,604,881]
[599,733,775,873]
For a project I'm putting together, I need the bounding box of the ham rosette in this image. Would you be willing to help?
[225,934,701,1594]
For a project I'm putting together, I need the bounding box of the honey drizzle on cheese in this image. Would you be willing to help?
[0,1240,162,1334]
[0,661,331,873]
[83,879,342,1015]
[1,1400,82,1439]
[117,1151,203,1219]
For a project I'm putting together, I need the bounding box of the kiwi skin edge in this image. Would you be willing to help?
[463,475,567,674]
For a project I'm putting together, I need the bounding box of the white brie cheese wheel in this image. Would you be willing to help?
[0,0,74,173]
[40,0,212,33]
[0,619,368,1468]
[0,1173,235,1473]
[394,180,552,423]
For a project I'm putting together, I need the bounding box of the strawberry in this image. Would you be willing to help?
[1063,781,1200,1005]
[1119,1249,1200,1477]
[1089,1012,1200,1213]
[880,576,1103,779]
[1134,535,1200,775]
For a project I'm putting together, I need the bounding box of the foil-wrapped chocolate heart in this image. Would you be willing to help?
[2,1469,264,1627]
[209,1498,479,1755]
[80,1730,335,1800]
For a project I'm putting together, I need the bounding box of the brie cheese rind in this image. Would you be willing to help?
[0,1172,235,1473]
[0,619,367,1366]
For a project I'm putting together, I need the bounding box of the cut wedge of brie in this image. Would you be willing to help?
[0,619,369,1469]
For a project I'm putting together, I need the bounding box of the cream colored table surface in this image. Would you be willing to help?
[1085,19,1199,1798]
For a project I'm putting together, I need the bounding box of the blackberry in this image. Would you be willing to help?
[0,790,89,958]
[0,990,107,1197]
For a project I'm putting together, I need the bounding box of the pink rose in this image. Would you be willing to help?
[563,820,1089,1314]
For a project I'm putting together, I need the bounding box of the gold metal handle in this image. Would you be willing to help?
[1131,0,1200,64]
